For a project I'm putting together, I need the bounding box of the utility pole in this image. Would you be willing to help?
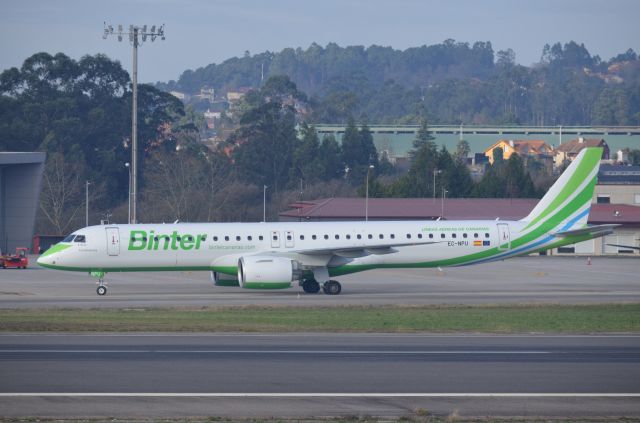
[263,185,268,222]
[125,162,131,224]
[365,165,374,221]
[85,181,90,227]
[103,23,165,224]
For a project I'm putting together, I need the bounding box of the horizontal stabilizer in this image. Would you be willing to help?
[606,243,640,251]
[553,224,619,238]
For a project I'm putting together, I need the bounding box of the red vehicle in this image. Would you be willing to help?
[0,247,29,269]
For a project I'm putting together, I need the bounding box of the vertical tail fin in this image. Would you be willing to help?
[521,147,602,230]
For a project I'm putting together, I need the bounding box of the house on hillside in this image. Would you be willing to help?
[484,139,554,171]
[554,138,610,167]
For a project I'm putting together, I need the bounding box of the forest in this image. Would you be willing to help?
[161,40,640,126]
[1,40,639,235]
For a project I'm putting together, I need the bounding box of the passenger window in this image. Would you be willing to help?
[357,234,362,239]
[259,235,264,241]
[463,233,468,238]
[312,235,317,240]
[418,234,423,239]
[485,233,490,238]
[74,235,86,243]
[213,236,218,242]
[324,235,329,240]
[224,236,229,241]
[440,233,445,239]
[335,235,339,240]
[236,236,241,241]
[368,234,373,239]
[272,235,278,241]
[390,234,395,239]
[474,233,479,238]
[428,233,433,239]
[247,236,252,241]
[346,234,351,240]
[406,234,411,239]
[287,235,292,240]
[452,233,457,239]
[300,235,305,240]
[63,234,76,243]
[379,234,384,239]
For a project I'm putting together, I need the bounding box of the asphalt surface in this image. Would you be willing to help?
[0,333,639,418]
[1,256,639,308]
[2,256,639,418]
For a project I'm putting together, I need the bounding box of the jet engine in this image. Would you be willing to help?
[237,256,295,289]
[210,271,240,287]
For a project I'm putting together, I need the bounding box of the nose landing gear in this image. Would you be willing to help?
[90,271,107,296]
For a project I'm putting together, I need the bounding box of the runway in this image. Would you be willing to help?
[1,333,639,418]
[1,256,639,308]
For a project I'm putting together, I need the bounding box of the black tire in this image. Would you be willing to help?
[96,286,107,296]
[302,279,321,294]
[323,280,342,295]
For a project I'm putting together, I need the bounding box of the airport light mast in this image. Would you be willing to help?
[103,23,165,224]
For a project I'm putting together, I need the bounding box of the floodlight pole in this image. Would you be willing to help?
[131,27,138,224]
[103,23,165,224]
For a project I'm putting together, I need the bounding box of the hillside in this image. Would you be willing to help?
[159,40,640,126]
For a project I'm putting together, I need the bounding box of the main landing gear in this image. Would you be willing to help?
[322,280,341,295]
[300,278,342,295]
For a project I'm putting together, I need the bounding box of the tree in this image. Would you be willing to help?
[290,123,323,184]
[496,48,516,68]
[411,119,436,154]
[38,153,87,235]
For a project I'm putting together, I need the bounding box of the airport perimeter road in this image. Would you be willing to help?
[1,256,639,308]
[0,333,639,418]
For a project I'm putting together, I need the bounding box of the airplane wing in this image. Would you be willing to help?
[295,240,440,258]
[553,224,619,238]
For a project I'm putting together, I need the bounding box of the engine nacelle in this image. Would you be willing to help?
[210,271,240,287]
[237,256,294,289]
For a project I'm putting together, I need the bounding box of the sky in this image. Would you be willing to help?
[1,0,639,83]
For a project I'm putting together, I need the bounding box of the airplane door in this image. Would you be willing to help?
[106,227,120,256]
[497,223,510,250]
[285,230,294,248]
[270,231,280,248]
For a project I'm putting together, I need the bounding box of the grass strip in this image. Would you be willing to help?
[0,303,638,333]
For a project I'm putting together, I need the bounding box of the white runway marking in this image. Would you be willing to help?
[0,349,551,354]
[1,393,639,398]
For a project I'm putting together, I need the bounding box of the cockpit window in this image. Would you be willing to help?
[74,235,86,243]
[62,234,76,243]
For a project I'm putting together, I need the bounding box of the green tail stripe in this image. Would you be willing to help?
[524,148,601,230]
[331,176,596,275]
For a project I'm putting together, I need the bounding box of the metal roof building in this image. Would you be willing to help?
[0,152,46,254]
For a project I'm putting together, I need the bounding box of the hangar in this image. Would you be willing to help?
[0,152,46,254]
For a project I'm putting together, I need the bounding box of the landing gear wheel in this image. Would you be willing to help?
[302,279,321,294]
[322,280,342,295]
[96,285,107,296]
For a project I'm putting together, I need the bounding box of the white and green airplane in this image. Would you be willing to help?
[38,147,615,296]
